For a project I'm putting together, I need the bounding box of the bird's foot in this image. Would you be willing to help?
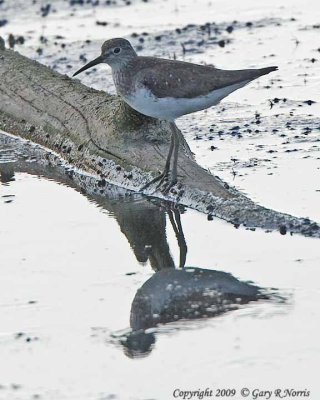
[161,178,178,195]
[140,171,179,194]
[140,170,169,192]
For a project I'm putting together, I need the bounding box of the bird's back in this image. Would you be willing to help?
[112,56,277,120]
[124,56,277,99]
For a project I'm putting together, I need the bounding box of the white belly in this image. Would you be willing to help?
[123,80,250,121]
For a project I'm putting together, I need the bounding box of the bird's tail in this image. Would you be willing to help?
[258,66,278,76]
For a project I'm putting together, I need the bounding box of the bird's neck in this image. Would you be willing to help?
[111,64,130,96]
[109,54,137,72]
[111,55,139,97]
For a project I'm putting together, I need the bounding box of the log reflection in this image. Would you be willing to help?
[0,148,274,360]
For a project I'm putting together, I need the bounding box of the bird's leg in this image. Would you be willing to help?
[140,131,174,191]
[171,126,180,184]
[155,131,175,187]
[162,123,179,193]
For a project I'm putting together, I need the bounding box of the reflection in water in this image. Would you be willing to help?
[167,208,187,269]
[0,163,15,184]
[123,269,266,358]
[0,135,279,359]
[108,196,271,358]
[110,201,176,271]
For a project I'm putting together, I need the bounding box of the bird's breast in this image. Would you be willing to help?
[112,69,135,97]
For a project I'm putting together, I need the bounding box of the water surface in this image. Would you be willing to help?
[1,0,320,398]
[0,132,319,399]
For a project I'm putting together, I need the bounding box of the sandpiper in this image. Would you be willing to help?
[73,38,277,192]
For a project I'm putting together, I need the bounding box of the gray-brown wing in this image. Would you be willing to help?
[135,57,277,99]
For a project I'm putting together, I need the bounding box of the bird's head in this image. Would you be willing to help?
[73,38,137,77]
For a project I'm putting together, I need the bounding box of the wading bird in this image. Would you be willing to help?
[73,38,277,192]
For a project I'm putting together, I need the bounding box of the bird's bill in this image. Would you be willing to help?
[73,55,104,77]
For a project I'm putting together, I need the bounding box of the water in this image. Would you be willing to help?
[0,132,319,399]
[1,0,320,399]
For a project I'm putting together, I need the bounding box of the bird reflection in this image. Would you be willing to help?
[108,200,176,271]
[0,163,15,184]
[0,144,276,360]
[167,207,187,268]
[109,201,270,359]
[121,267,267,358]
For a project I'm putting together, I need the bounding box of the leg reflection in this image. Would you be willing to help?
[167,206,187,268]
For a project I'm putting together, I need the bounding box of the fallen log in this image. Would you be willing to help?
[0,39,319,237]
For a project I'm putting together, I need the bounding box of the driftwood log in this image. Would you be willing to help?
[0,39,320,237]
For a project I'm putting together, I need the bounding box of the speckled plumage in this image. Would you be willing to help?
[74,38,277,111]
[113,56,277,101]
[73,38,278,192]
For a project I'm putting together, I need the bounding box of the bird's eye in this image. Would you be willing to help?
[113,47,121,54]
